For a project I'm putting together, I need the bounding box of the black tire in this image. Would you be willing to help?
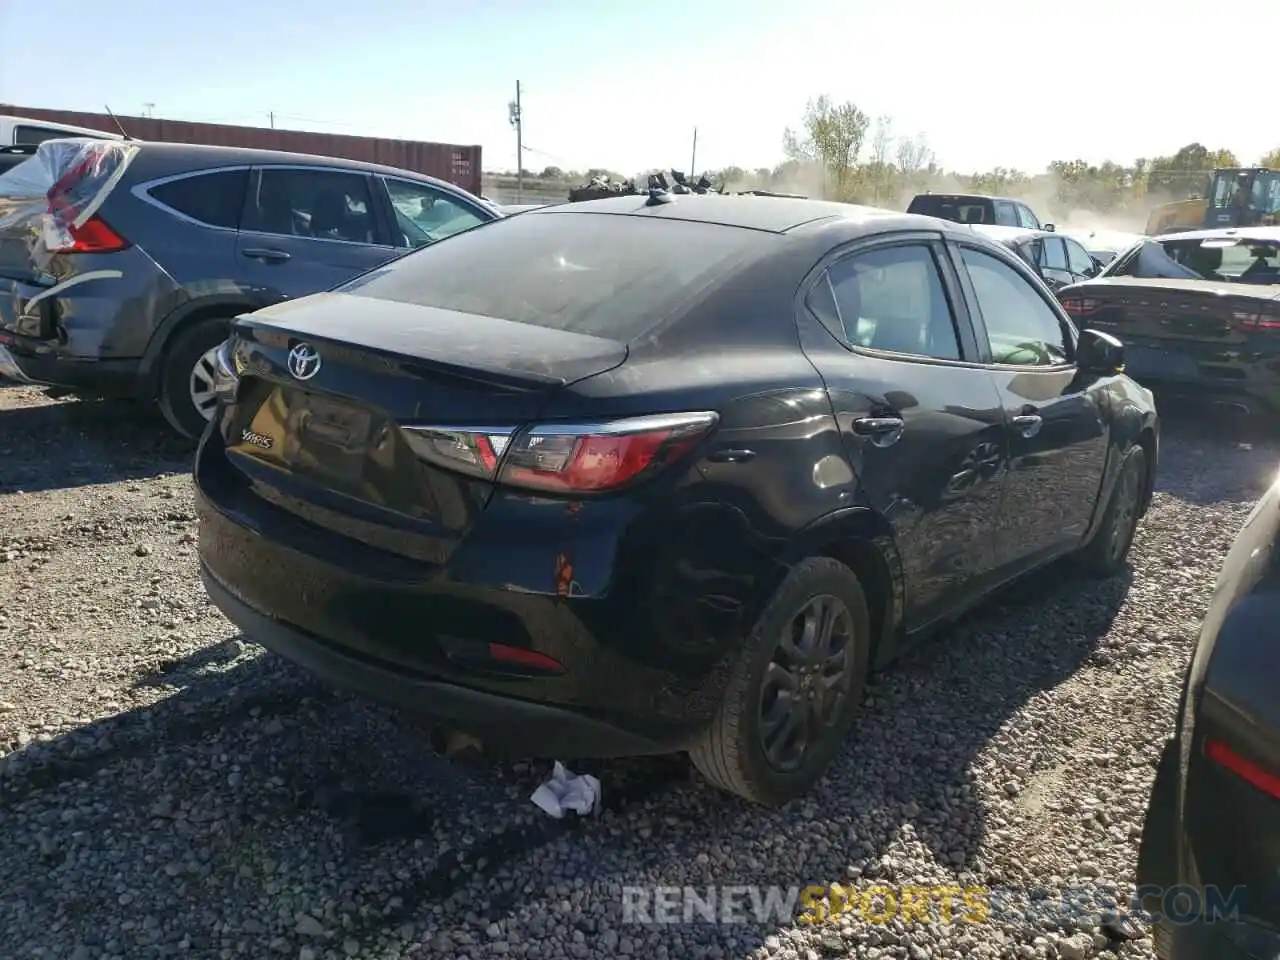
[689,556,871,807]
[156,317,232,440]
[1078,444,1147,578]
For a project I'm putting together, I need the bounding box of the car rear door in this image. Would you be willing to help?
[234,165,401,301]
[948,239,1111,570]
[797,233,1010,630]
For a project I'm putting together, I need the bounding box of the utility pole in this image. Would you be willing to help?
[143,103,155,119]
[508,82,523,203]
[269,111,275,129]
[690,127,697,178]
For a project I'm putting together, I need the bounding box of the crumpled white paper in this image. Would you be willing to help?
[530,761,602,818]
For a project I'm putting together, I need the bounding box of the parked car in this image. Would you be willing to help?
[195,191,1157,806]
[967,224,1103,290]
[0,144,35,174]
[907,192,1053,231]
[0,113,124,146]
[1056,227,1145,268]
[0,138,502,437]
[1137,473,1280,959]
[1057,226,1280,414]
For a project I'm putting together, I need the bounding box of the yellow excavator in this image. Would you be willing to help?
[1145,167,1280,235]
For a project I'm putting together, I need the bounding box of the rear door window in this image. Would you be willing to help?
[994,201,1019,226]
[339,210,769,340]
[242,168,378,244]
[807,243,963,361]
[1037,236,1073,286]
[147,169,248,230]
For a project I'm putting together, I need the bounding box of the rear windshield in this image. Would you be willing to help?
[908,196,992,224]
[338,209,771,340]
[1109,237,1280,285]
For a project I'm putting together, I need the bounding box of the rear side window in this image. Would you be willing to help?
[13,124,77,146]
[339,210,769,340]
[147,169,248,229]
[243,168,376,244]
[910,197,990,224]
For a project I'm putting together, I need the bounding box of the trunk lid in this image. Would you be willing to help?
[1060,277,1280,345]
[221,293,628,567]
[0,138,138,282]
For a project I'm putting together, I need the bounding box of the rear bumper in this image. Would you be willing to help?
[1117,338,1280,414]
[0,337,139,393]
[200,562,668,757]
[192,426,765,756]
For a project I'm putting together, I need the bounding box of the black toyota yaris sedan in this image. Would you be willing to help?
[1137,473,1280,958]
[195,190,1159,806]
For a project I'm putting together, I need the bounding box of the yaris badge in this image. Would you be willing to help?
[287,342,322,381]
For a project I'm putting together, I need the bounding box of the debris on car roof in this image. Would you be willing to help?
[567,169,806,203]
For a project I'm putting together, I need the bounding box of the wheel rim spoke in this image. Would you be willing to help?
[189,347,223,422]
[758,592,856,772]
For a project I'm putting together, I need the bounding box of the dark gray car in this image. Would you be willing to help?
[0,138,502,437]
[966,224,1104,291]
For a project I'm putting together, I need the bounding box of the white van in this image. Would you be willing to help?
[0,115,124,147]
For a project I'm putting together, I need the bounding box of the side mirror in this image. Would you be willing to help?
[1043,223,1056,232]
[1076,328,1125,374]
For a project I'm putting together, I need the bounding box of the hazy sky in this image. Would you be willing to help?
[3,0,1274,176]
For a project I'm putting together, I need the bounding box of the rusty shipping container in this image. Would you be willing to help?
[1,104,482,194]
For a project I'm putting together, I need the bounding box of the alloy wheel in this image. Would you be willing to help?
[757,594,856,772]
[1110,457,1142,561]
[189,345,223,423]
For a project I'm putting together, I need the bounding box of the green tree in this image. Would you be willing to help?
[782,95,870,199]
[1260,148,1280,168]
[539,165,564,180]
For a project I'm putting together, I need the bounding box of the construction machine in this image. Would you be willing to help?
[1145,167,1280,235]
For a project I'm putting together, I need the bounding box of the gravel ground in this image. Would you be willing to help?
[0,382,1274,960]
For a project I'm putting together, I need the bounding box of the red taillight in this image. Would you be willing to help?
[498,413,717,493]
[1061,296,1102,317]
[486,643,564,673]
[402,412,718,494]
[44,213,129,254]
[1228,308,1280,332]
[1204,738,1280,799]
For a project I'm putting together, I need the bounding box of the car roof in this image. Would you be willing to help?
[62,138,478,192]
[526,193,960,236]
[1152,225,1280,243]
[912,193,1021,203]
[966,223,1048,245]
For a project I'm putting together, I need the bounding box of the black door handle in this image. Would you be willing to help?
[853,416,905,447]
[242,247,291,262]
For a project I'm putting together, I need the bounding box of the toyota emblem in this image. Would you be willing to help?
[287,342,322,381]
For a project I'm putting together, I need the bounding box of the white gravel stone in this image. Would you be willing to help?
[0,386,1269,959]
